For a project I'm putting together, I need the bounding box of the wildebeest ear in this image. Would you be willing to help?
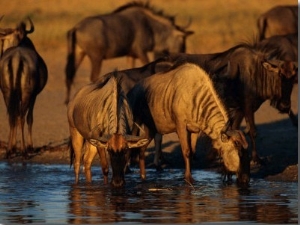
[223,130,248,149]
[185,30,194,36]
[127,139,149,149]
[221,132,229,143]
[88,138,107,148]
[262,61,279,73]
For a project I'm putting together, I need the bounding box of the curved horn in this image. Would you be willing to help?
[179,17,192,30]
[225,130,248,149]
[26,17,34,34]
[125,135,144,142]
[134,122,145,137]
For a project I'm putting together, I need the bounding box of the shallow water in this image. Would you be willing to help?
[0,162,297,224]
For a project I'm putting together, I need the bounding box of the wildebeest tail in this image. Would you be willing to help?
[257,16,267,41]
[6,54,28,127]
[65,28,77,84]
[69,137,75,167]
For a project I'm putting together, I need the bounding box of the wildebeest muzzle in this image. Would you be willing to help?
[109,150,127,187]
[276,100,291,114]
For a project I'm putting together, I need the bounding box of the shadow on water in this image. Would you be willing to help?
[0,162,297,224]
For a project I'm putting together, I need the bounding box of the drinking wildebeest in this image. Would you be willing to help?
[0,18,48,159]
[257,5,298,41]
[64,1,193,104]
[128,63,250,185]
[67,73,149,187]
[163,43,298,164]
[68,58,172,176]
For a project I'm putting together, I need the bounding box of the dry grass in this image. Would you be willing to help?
[0,0,296,53]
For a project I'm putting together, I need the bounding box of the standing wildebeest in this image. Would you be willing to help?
[255,33,298,62]
[163,42,298,164]
[128,63,250,185]
[0,17,34,56]
[257,5,298,41]
[67,73,149,187]
[64,1,193,104]
[0,18,48,159]
[99,57,173,95]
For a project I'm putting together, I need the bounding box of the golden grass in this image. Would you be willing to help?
[0,0,297,53]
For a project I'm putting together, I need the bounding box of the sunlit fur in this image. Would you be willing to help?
[68,74,148,187]
[130,63,245,183]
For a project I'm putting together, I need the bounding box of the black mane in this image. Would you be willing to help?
[113,1,175,24]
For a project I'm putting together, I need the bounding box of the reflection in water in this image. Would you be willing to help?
[0,162,297,224]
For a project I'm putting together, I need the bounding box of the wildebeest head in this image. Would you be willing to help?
[89,133,148,187]
[262,59,298,113]
[0,17,34,56]
[154,23,194,55]
[215,124,250,185]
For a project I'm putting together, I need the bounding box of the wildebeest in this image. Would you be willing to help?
[67,58,172,177]
[67,73,149,187]
[0,18,48,158]
[255,33,298,62]
[99,57,173,95]
[0,17,34,56]
[257,5,298,41]
[64,1,193,104]
[163,42,298,164]
[128,63,250,185]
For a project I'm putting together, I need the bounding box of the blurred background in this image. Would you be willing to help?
[0,0,297,151]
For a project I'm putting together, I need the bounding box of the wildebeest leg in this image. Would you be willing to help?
[7,118,18,159]
[127,56,136,68]
[83,143,97,183]
[288,110,298,127]
[231,110,244,131]
[137,52,150,66]
[65,50,85,104]
[177,124,194,184]
[191,132,199,159]
[153,133,163,170]
[89,53,103,82]
[139,125,153,180]
[139,145,148,180]
[237,148,250,186]
[69,127,84,184]
[244,112,260,164]
[97,146,109,185]
[20,114,28,158]
[26,96,36,153]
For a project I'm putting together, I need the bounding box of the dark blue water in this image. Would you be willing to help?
[0,162,297,224]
